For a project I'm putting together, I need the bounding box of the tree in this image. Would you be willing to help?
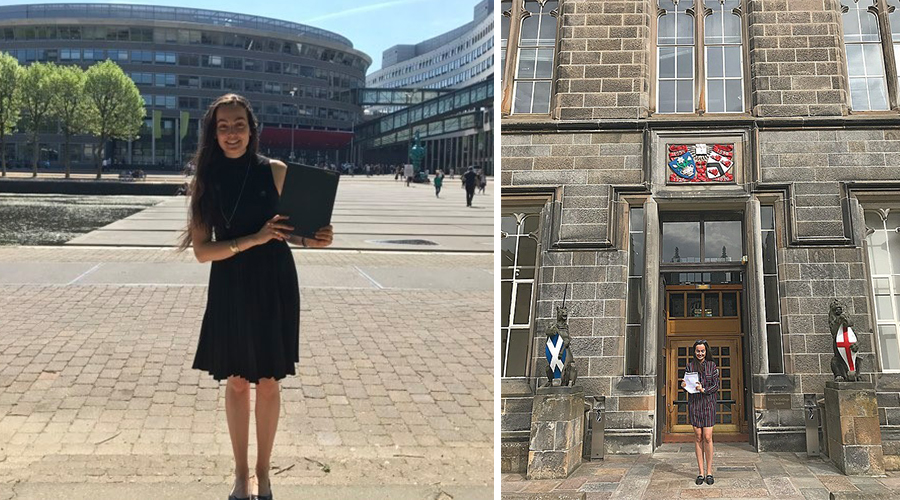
[0,52,22,177]
[83,60,144,179]
[48,65,87,179]
[20,61,56,177]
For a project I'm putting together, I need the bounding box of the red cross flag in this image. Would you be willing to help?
[836,325,858,372]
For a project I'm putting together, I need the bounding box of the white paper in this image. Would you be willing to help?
[684,372,699,394]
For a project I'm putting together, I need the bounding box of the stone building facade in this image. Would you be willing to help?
[500,0,900,472]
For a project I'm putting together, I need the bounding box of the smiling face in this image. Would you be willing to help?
[694,343,707,362]
[215,103,250,158]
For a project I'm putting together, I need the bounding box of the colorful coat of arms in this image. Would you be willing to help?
[668,144,735,183]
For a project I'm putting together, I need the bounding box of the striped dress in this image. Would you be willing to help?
[686,359,720,428]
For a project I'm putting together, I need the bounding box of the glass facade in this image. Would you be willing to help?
[0,4,369,167]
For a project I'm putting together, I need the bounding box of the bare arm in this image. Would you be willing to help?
[190,221,262,263]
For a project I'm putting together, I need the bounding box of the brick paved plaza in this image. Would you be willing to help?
[503,443,900,500]
[0,178,494,499]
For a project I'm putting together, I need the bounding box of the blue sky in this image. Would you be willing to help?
[4,0,481,74]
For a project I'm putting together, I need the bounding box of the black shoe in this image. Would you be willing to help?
[695,475,704,485]
[705,474,714,485]
[229,496,250,500]
[252,479,273,500]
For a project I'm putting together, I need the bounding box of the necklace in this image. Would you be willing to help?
[219,156,252,230]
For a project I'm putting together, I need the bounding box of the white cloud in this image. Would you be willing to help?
[303,0,428,23]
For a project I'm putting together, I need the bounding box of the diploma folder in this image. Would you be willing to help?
[278,163,340,238]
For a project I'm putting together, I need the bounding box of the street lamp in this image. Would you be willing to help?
[289,87,298,162]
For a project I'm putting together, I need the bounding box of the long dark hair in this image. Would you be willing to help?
[178,93,260,250]
[692,340,711,364]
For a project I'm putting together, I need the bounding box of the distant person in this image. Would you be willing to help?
[395,165,401,181]
[404,163,414,187]
[365,164,371,177]
[476,169,486,194]
[177,93,333,500]
[434,169,444,198]
[462,166,477,207]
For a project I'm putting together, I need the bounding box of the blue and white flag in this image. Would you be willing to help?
[545,334,567,379]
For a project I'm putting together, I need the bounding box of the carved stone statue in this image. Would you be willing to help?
[830,299,861,382]
[544,305,577,387]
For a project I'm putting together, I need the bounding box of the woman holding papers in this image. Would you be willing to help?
[680,339,720,486]
[179,93,333,500]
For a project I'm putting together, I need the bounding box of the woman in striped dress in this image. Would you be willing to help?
[681,340,719,485]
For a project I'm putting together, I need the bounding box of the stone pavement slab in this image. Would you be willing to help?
[0,247,493,497]
[66,177,494,252]
[502,443,900,499]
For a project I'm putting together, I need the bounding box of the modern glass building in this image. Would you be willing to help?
[0,3,371,168]
[366,0,492,92]
[356,0,494,173]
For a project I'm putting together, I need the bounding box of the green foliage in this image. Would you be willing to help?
[20,61,56,175]
[0,52,22,175]
[48,64,88,177]
[83,60,145,177]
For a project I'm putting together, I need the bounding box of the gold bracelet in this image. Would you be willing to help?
[229,239,240,254]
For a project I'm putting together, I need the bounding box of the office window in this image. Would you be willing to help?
[501,0,559,114]
[501,201,545,377]
[201,77,222,90]
[178,75,199,89]
[842,0,889,110]
[865,208,900,370]
[202,55,222,68]
[178,54,199,67]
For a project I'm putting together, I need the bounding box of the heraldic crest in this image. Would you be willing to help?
[667,143,735,183]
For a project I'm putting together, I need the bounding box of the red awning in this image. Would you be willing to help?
[259,128,353,149]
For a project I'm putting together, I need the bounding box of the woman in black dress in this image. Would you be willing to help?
[179,93,333,500]
[680,339,719,486]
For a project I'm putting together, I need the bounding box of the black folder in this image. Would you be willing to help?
[277,163,340,239]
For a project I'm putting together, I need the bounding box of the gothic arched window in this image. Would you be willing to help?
[501,0,559,114]
[842,0,889,110]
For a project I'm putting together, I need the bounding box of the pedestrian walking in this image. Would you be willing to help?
[404,163,414,187]
[434,169,444,198]
[477,169,486,194]
[681,339,719,486]
[462,165,477,207]
[178,93,334,500]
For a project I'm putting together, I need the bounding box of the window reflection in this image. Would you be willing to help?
[704,221,742,262]
[663,221,701,263]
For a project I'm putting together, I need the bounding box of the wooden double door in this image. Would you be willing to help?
[664,286,747,437]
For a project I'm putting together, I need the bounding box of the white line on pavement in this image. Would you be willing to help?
[66,263,102,285]
[353,265,384,289]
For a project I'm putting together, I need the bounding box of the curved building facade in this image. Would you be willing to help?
[366,0,493,92]
[0,3,370,167]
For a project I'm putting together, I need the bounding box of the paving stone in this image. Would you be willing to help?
[0,246,492,489]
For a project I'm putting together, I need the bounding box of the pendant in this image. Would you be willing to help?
[225,222,231,229]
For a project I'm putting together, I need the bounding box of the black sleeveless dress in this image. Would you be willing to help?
[192,150,300,383]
